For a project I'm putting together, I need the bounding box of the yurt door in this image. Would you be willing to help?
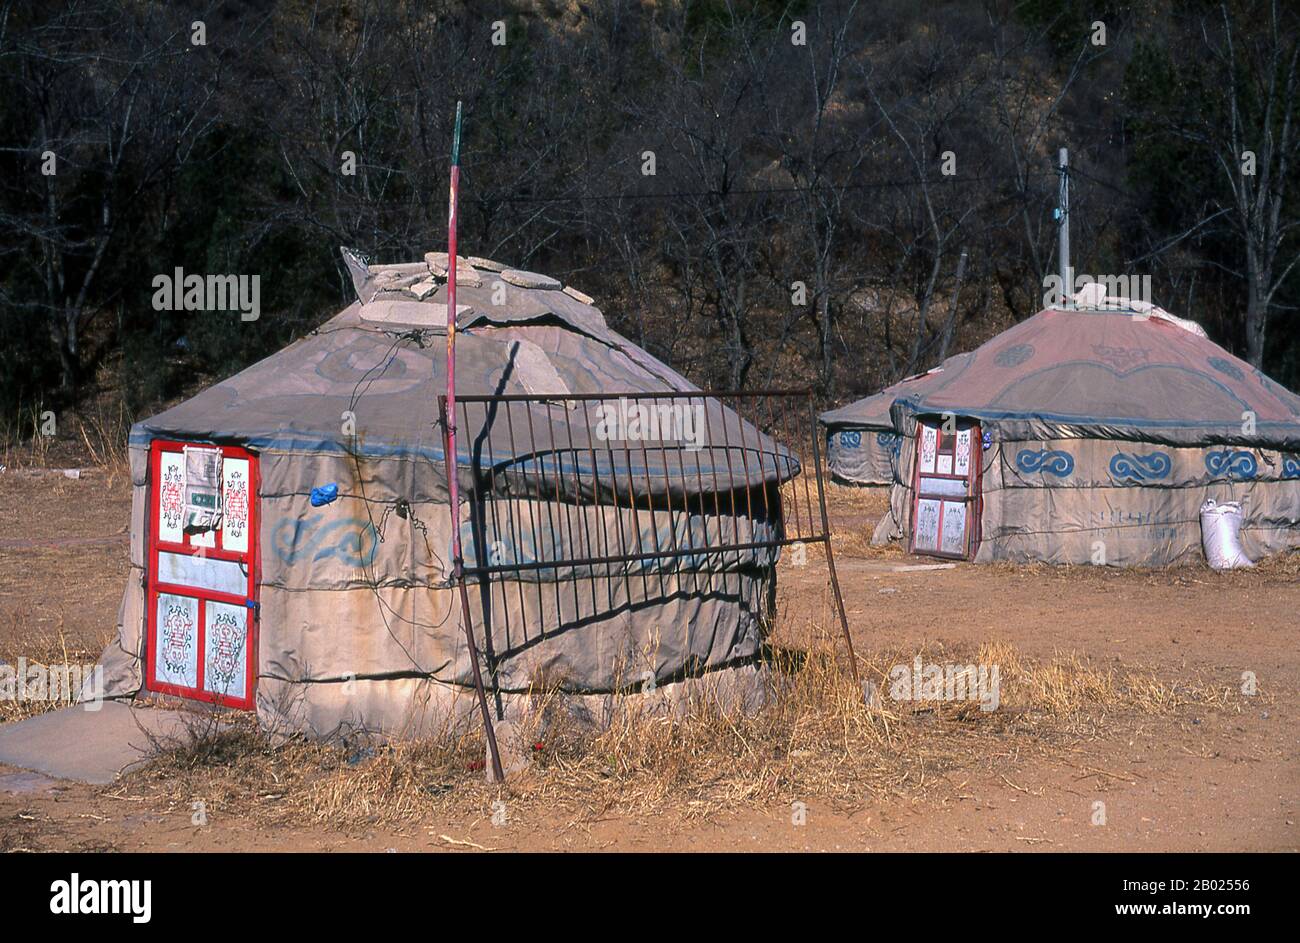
[908,420,982,561]
[144,440,258,710]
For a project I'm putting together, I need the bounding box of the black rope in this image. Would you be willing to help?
[335,329,458,668]
[248,169,1059,211]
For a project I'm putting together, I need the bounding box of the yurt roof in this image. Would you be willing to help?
[888,305,1300,450]
[819,366,945,431]
[130,250,798,494]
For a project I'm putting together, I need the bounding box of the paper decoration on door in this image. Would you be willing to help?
[155,593,198,689]
[940,501,967,556]
[158,451,186,544]
[914,498,941,552]
[204,602,248,700]
[919,426,938,474]
[222,457,250,553]
[937,453,953,475]
[954,429,971,476]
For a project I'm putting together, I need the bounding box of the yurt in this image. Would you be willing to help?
[871,292,1300,565]
[94,249,795,737]
[820,367,944,485]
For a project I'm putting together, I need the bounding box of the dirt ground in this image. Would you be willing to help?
[0,468,1296,852]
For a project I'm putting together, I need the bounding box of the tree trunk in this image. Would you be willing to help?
[1244,268,1266,368]
[52,308,80,395]
[727,309,752,390]
[937,248,969,362]
[816,272,833,397]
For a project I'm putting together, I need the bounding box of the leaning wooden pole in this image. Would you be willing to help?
[441,101,505,783]
[806,393,862,692]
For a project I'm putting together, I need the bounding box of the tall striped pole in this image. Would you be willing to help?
[446,103,463,448]
[442,101,504,782]
[1058,147,1070,304]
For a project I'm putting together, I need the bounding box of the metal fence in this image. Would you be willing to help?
[437,388,858,687]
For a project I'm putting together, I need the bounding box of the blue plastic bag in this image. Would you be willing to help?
[310,483,339,507]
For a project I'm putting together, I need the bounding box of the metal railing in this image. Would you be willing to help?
[437,388,859,695]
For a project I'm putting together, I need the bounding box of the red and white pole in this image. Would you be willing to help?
[442,101,504,782]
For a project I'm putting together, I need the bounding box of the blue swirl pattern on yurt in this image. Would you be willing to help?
[1015,449,1074,477]
[838,430,862,448]
[1108,451,1172,482]
[1284,455,1300,478]
[1207,356,1245,381]
[994,343,1034,368]
[272,515,379,566]
[1205,450,1258,479]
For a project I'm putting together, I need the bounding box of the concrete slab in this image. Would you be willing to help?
[0,768,65,795]
[0,701,197,784]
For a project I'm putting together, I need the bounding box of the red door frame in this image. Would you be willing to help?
[144,439,259,710]
[907,421,983,560]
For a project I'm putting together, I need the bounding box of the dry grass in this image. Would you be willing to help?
[122,638,1244,831]
[136,711,485,828]
[72,399,131,475]
[979,545,1300,588]
[778,472,897,561]
[0,622,99,724]
[0,393,130,475]
[0,402,54,469]
[820,476,891,509]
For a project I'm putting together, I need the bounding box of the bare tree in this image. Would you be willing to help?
[761,0,874,396]
[2,2,229,393]
[647,4,783,390]
[985,9,1107,319]
[1199,1,1299,366]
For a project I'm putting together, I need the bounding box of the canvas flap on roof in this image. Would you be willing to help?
[360,300,471,326]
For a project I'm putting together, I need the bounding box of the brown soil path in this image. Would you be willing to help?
[1,474,1295,851]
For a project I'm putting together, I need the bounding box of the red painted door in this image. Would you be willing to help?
[908,420,982,561]
[144,440,258,710]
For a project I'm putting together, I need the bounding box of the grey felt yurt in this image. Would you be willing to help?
[871,292,1300,566]
[819,367,944,485]
[94,249,796,737]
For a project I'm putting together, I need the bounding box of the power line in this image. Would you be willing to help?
[1067,165,1128,196]
[248,170,1059,212]
[488,170,1060,203]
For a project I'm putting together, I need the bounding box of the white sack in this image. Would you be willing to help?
[1200,499,1254,569]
